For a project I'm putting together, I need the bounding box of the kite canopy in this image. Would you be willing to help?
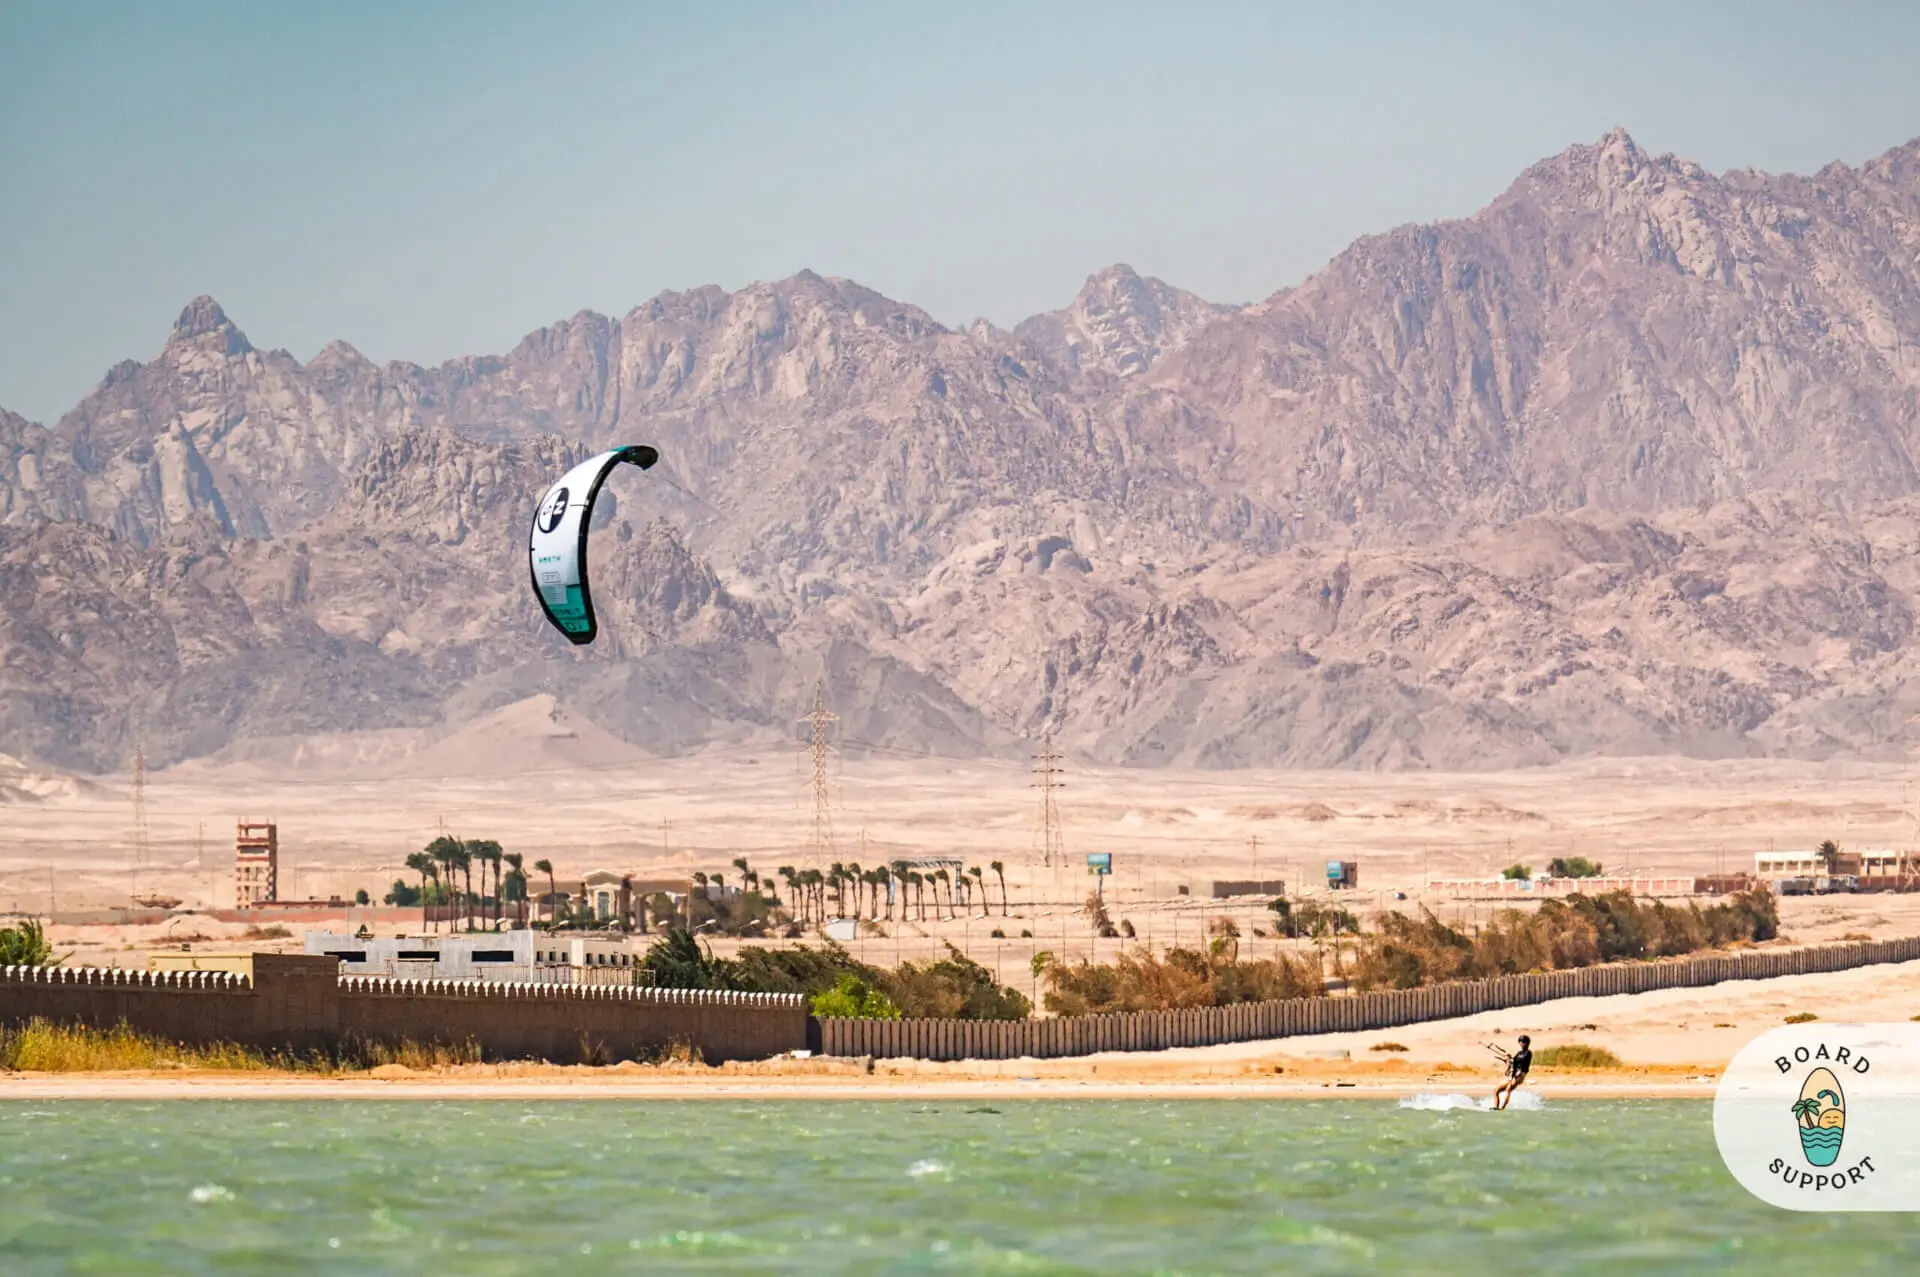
[528,445,659,644]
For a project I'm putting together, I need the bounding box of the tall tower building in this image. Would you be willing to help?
[235,822,279,907]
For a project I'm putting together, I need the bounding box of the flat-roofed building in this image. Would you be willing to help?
[303,930,638,984]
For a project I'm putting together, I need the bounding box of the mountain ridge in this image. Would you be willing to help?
[7,128,1920,773]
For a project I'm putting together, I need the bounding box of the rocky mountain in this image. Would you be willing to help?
[7,128,1920,773]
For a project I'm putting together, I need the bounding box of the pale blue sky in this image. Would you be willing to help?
[4,0,1918,424]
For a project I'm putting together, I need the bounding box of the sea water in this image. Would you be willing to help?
[0,1099,1913,1274]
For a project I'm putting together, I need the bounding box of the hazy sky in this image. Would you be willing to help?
[4,0,1919,423]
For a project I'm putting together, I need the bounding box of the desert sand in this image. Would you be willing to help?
[8,733,1920,983]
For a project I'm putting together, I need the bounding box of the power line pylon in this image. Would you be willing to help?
[800,680,839,865]
[130,738,150,902]
[1032,731,1065,869]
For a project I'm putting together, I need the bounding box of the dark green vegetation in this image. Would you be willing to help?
[0,919,55,966]
[638,932,1031,1021]
[1267,897,1360,939]
[1351,887,1780,991]
[1548,857,1605,879]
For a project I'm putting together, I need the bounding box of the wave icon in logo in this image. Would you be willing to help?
[1793,1066,1846,1167]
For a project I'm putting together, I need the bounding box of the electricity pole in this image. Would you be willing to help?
[1032,731,1065,870]
[130,739,149,905]
[800,680,838,865]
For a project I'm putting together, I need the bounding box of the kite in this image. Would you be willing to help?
[528,445,659,644]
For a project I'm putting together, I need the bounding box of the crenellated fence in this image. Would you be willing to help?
[810,935,1920,1061]
[2,954,808,1062]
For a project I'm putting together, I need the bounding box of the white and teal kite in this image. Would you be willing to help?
[528,445,658,644]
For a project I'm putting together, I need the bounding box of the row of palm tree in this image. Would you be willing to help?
[403,836,534,931]
[769,859,1010,924]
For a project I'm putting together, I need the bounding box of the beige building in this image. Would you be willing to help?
[235,822,279,907]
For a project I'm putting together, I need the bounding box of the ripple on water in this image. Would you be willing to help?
[0,1099,1912,1274]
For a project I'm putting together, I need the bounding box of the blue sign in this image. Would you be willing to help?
[1086,853,1112,874]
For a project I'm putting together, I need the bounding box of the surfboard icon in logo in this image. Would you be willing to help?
[1792,1066,1846,1168]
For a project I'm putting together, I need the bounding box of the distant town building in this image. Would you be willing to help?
[303,930,638,984]
[1751,849,1915,879]
[235,822,279,907]
[1211,879,1287,898]
[1325,860,1359,890]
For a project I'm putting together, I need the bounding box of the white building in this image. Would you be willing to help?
[1753,849,1914,879]
[305,930,639,984]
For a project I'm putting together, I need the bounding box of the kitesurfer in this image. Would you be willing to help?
[1491,1034,1531,1109]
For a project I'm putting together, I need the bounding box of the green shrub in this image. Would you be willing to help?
[1501,864,1532,881]
[1533,1044,1623,1068]
[809,973,900,1019]
[0,919,55,966]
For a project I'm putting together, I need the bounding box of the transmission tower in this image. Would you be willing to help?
[1032,731,1065,868]
[800,680,839,864]
[130,738,150,902]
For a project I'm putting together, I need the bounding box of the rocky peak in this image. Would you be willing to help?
[167,296,253,356]
[1014,263,1229,380]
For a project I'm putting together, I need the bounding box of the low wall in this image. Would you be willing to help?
[0,954,342,1054]
[337,978,807,1062]
[1,957,808,1063]
[813,936,1920,1062]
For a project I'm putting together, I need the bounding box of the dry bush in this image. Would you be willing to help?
[1084,893,1119,938]
[1040,945,1323,1015]
[340,1036,482,1070]
[1350,887,1780,992]
[0,1019,271,1072]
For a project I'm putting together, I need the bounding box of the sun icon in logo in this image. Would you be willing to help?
[1791,1067,1846,1168]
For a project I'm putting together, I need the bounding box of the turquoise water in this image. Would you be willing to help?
[0,1099,1913,1274]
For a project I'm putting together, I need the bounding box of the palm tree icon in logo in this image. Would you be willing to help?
[1792,1068,1846,1167]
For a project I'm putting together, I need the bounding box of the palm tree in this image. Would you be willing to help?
[425,835,462,931]
[466,839,503,929]
[732,857,758,892]
[1792,1097,1822,1128]
[1816,840,1842,875]
[777,865,797,916]
[845,862,863,917]
[969,866,986,917]
[990,860,1008,916]
[447,842,474,930]
[909,871,926,922]
[404,851,435,922]
[534,858,556,928]
[503,852,526,925]
[934,869,953,919]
